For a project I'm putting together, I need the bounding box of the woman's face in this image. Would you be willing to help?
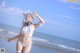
[25,14,34,23]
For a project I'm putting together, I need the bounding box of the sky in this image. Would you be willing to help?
[0,0,80,41]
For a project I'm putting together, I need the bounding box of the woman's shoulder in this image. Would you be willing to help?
[31,24,36,28]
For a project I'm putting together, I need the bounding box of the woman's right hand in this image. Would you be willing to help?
[33,11,39,16]
[7,38,13,42]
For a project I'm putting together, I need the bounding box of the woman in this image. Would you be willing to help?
[7,11,45,53]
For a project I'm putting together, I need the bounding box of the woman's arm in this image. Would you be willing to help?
[8,25,23,42]
[33,11,45,28]
[8,13,26,42]
[8,34,20,42]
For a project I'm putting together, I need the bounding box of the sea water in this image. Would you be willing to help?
[0,23,80,53]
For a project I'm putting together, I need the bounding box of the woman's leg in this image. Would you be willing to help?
[16,41,23,53]
[22,44,32,53]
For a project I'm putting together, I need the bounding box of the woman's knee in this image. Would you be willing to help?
[16,51,21,53]
[16,41,23,53]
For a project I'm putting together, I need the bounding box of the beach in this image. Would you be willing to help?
[0,23,80,53]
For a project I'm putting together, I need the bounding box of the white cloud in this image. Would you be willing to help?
[59,0,67,2]
[58,0,80,7]
[1,1,6,7]
[57,15,74,20]
[45,18,75,30]
[0,1,32,15]
[69,5,80,10]
[57,0,80,10]
[59,0,79,3]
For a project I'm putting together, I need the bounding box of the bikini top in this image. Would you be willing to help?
[22,25,34,38]
[21,18,33,37]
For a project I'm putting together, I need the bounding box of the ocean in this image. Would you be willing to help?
[0,23,80,53]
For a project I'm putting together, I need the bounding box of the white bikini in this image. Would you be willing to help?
[16,17,43,53]
[16,18,34,53]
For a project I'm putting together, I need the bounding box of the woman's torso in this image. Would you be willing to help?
[18,24,35,44]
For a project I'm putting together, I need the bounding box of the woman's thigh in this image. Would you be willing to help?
[16,41,23,53]
[22,45,32,53]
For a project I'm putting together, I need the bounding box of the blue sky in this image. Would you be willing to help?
[0,0,80,41]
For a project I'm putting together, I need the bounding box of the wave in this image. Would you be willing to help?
[0,28,80,52]
[48,42,80,52]
[0,28,18,35]
[33,37,80,52]
[0,28,6,32]
[32,37,49,42]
